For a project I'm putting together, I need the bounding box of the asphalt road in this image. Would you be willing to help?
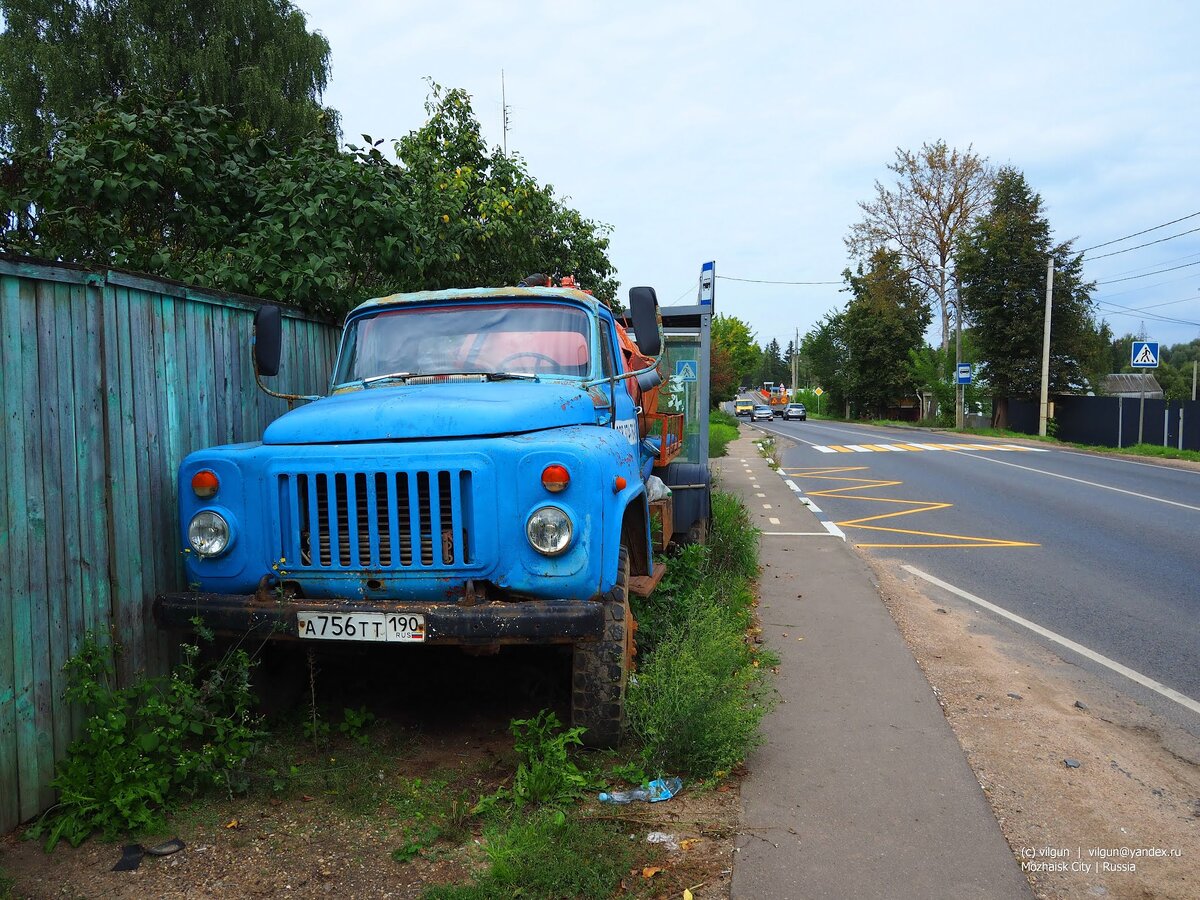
[741,409,1200,733]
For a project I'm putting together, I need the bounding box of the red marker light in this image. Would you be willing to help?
[542,465,570,493]
[191,470,219,498]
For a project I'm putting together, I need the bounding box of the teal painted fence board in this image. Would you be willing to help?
[0,257,339,831]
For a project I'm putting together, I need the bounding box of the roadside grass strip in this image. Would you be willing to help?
[783,466,1040,550]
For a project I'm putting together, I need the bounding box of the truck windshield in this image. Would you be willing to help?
[332,302,593,386]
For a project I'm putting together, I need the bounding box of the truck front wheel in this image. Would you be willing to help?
[571,546,633,748]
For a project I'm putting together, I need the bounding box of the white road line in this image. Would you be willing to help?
[784,480,801,492]
[761,531,841,536]
[844,444,871,452]
[950,451,1200,512]
[902,565,1200,717]
[813,446,837,453]
[822,521,846,540]
[802,499,823,512]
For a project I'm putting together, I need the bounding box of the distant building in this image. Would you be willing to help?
[1102,373,1162,398]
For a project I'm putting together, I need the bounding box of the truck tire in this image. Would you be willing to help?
[571,546,633,748]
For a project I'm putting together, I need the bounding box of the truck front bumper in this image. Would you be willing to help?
[154,592,604,646]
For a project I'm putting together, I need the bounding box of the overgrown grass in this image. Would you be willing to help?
[1092,442,1200,462]
[628,490,772,778]
[963,427,1200,461]
[423,812,632,900]
[709,408,739,458]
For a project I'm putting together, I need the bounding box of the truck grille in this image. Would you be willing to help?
[278,469,474,570]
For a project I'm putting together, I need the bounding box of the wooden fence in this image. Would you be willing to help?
[0,256,340,831]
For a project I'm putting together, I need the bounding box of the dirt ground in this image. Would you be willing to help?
[0,645,739,900]
[873,560,1200,900]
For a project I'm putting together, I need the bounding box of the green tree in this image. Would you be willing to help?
[712,314,759,388]
[756,338,788,387]
[846,140,993,353]
[841,248,931,418]
[0,0,336,153]
[801,312,848,413]
[0,96,274,273]
[390,83,617,304]
[1,87,618,315]
[955,168,1101,427]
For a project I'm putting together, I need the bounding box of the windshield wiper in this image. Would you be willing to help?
[358,370,538,388]
[360,371,413,387]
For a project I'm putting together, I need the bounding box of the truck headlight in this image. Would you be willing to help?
[188,510,231,558]
[526,506,572,556]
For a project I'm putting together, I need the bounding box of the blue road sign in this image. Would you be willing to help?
[1131,341,1159,368]
[698,261,715,306]
[956,363,973,385]
[675,359,698,382]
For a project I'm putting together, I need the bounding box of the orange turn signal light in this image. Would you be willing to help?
[191,470,219,498]
[542,464,570,493]
[613,476,627,492]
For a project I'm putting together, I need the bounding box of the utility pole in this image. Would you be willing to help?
[1193,359,1197,402]
[792,327,799,394]
[1038,258,1054,437]
[954,274,963,429]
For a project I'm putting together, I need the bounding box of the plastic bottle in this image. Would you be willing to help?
[597,788,649,804]
[597,777,683,804]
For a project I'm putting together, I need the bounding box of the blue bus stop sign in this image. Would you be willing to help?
[956,363,972,385]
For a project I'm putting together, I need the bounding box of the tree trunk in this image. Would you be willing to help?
[992,396,1009,429]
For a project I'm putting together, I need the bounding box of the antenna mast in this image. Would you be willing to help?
[501,69,509,156]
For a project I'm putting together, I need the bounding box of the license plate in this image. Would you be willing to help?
[297,611,426,643]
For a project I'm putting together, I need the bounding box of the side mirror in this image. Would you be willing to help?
[628,286,661,357]
[254,305,282,377]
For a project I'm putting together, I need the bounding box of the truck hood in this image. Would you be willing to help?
[263,380,600,444]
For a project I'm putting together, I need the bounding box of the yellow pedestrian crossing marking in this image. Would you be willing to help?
[781,465,1039,550]
[812,441,1046,454]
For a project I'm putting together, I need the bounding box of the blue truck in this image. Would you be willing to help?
[155,280,707,746]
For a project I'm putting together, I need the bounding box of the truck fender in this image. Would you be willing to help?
[619,491,653,578]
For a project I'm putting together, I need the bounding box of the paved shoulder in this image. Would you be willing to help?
[716,431,1032,899]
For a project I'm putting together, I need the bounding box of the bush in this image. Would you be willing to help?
[28,635,264,848]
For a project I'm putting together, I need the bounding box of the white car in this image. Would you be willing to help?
[751,405,774,422]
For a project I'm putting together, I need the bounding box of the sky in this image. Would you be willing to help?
[299,0,1200,356]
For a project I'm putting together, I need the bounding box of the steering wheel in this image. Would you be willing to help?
[495,351,561,373]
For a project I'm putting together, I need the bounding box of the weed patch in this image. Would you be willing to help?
[423,811,631,900]
[28,634,264,849]
[474,710,589,813]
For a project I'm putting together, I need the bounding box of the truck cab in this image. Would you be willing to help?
[156,283,666,746]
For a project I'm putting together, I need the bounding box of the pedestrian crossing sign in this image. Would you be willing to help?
[675,360,698,382]
[1131,341,1159,368]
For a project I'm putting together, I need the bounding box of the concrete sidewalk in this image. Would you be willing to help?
[718,430,1032,900]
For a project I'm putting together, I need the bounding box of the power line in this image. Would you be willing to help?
[1098,248,1200,281]
[1096,259,1200,285]
[718,274,842,286]
[1094,297,1200,327]
[1079,210,1200,253]
[1085,225,1200,260]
